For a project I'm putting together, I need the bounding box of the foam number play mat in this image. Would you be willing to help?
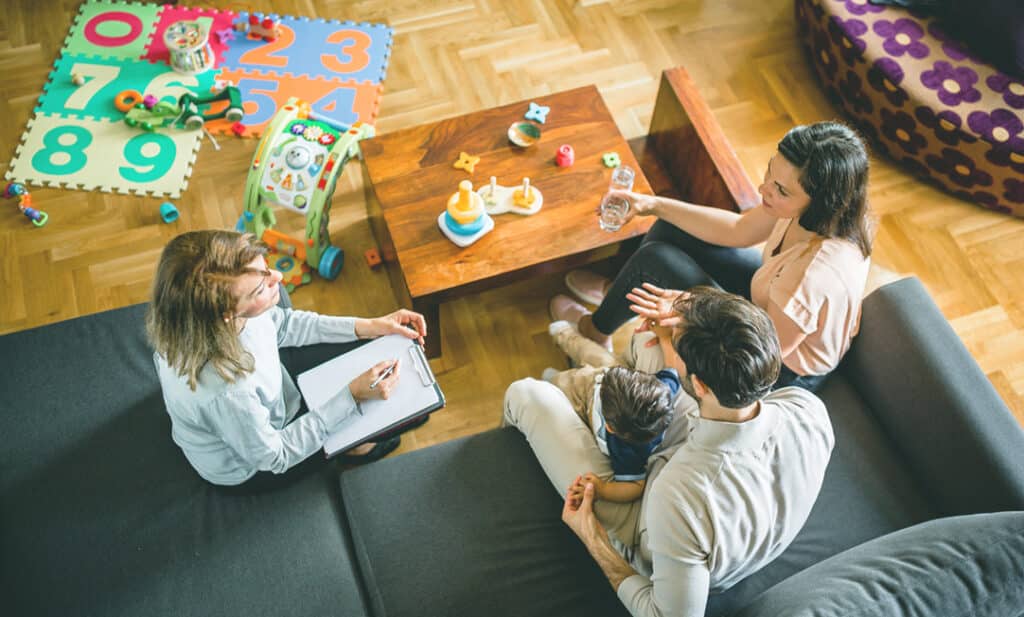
[5,0,393,199]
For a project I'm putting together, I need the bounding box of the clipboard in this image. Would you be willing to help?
[297,334,445,457]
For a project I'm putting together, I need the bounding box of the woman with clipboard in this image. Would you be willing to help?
[147,230,427,489]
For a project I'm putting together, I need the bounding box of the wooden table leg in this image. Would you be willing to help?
[414,299,441,358]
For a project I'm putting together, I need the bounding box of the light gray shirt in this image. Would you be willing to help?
[619,387,835,617]
[154,307,360,485]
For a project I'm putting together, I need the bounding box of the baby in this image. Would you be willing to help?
[544,321,680,503]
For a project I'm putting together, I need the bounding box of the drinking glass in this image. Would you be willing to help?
[609,164,635,192]
[599,195,631,231]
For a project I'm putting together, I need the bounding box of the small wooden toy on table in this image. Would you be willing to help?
[439,180,494,247]
[238,97,375,290]
[478,176,543,216]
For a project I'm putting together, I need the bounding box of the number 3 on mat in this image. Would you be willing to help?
[32,125,177,182]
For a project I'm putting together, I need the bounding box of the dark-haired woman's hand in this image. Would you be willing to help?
[350,359,401,401]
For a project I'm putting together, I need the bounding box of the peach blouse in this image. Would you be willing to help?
[750,218,870,376]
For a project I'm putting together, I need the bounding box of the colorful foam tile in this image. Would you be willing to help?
[6,112,202,199]
[39,53,215,122]
[63,0,163,60]
[219,14,393,83]
[212,68,382,136]
[142,6,237,68]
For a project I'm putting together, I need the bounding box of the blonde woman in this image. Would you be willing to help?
[147,230,427,487]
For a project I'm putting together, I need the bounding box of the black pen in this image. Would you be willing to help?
[369,361,397,389]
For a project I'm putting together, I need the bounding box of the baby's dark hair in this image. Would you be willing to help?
[599,367,673,444]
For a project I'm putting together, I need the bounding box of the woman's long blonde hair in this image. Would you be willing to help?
[146,230,269,390]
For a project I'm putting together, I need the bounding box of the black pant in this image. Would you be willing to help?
[592,220,762,333]
[591,220,827,393]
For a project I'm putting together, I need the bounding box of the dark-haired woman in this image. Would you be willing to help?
[551,121,872,391]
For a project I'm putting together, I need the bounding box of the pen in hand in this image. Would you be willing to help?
[369,361,398,390]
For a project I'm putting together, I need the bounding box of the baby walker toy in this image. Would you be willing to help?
[5,182,47,227]
[238,97,374,290]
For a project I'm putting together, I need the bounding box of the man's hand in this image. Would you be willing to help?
[355,309,427,345]
[629,283,686,347]
[562,476,608,544]
[570,472,606,503]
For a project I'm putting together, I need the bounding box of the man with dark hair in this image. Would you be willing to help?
[504,286,834,617]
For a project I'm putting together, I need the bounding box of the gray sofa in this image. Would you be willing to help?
[2,277,1024,617]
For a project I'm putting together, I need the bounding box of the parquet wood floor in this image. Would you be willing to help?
[2,0,1022,455]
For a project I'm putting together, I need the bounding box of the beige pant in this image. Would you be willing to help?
[547,324,665,427]
[502,327,667,547]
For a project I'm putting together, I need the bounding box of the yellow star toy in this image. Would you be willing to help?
[453,151,481,174]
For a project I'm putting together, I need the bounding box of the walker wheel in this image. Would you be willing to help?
[318,246,344,280]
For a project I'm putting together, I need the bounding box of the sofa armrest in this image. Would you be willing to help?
[639,66,760,212]
[841,277,1024,514]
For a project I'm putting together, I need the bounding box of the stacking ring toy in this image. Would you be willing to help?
[114,90,143,112]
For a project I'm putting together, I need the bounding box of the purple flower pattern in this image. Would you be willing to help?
[967,109,1024,172]
[828,16,867,66]
[839,70,873,114]
[986,74,1024,110]
[812,28,839,80]
[841,0,883,16]
[1004,179,1024,204]
[900,156,932,180]
[881,108,927,155]
[926,148,993,189]
[921,61,981,106]
[867,58,908,107]
[874,18,929,59]
[914,107,976,147]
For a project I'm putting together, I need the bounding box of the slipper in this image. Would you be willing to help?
[565,270,611,305]
[549,294,590,324]
[338,436,401,465]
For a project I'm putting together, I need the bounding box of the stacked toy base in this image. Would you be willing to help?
[438,211,495,247]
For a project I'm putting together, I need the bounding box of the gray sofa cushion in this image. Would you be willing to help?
[0,304,368,617]
[705,374,935,616]
[340,427,629,617]
[733,511,1024,617]
[842,278,1024,515]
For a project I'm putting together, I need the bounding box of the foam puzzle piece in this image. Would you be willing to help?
[6,112,202,199]
[38,53,215,122]
[220,14,393,83]
[63,0,163,60]
[142,6,237,68]
[212,68,381,137]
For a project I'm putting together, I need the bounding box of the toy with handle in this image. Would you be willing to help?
[239,97,374,286]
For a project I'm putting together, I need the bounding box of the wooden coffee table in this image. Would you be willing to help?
[361,86,652,357]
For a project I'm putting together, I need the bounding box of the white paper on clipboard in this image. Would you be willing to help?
[297,334,443,457]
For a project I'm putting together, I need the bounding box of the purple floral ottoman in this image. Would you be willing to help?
[796,0,1024,217]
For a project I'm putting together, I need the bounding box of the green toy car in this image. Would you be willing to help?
[123,86,244,132]
[178,86,244,130]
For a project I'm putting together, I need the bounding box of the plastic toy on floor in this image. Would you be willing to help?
[478,176,543,216]
[5,182,47,227]
[238,96,375,290]
[439,179,494,247]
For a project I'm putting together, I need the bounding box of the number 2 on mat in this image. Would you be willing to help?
[237,23,293,68]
